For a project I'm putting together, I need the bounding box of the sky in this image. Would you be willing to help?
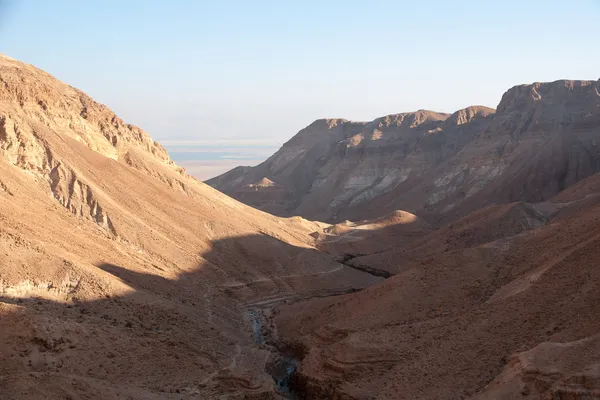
[0,0,599,148]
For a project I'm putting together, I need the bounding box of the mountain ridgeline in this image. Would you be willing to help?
[208,79,600,224]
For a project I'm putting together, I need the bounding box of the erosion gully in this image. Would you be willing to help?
[247,306,299,398]
[244,254,390,398]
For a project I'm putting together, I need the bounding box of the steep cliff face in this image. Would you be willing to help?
[207,107,493,221]
[429,79,600,221]
[209,79,600,223]
[0,53,192,234]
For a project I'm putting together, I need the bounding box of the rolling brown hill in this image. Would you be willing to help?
[208,79,600,225]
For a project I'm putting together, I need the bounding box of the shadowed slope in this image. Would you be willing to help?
[0,233,380,399]
[272,186,600,399]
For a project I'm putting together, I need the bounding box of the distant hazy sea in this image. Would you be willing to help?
[162,143,279,181]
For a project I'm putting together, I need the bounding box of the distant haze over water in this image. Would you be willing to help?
[162,142,279,180]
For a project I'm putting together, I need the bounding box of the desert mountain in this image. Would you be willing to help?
[208,80,600,224]
[2,52,600,400]
[0,53,380,399]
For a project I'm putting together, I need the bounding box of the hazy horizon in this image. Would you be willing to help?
[1,0,599,178]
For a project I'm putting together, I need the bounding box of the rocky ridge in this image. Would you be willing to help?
[208,80,600,224]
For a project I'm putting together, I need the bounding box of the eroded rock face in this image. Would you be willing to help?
[207,107,492,221]
[209,80,600,224]
[0,54,171,164]
[441,80,600,221]
[0,54,192,235]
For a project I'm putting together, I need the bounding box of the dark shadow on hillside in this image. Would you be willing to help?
[315,200,563,277]
[3,214,600,399]
[0,232,380,399]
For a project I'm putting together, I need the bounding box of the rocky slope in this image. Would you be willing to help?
[0,54,381,399]
[273,185,600,399]
[208,79,600,224]
[207,78,600,399]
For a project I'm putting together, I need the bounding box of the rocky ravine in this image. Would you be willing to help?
[208,79,600,224]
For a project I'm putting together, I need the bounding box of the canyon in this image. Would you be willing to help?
[1,52,600,399]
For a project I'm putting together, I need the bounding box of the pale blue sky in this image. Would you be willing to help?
[1,0,599,143]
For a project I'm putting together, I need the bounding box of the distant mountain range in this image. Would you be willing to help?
[208,79,600,225]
